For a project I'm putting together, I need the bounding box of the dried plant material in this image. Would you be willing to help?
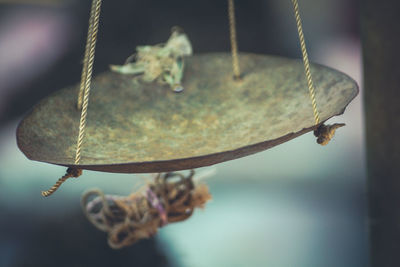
[314,123,345,145]
[110,28,192,92]
[81,170,211,249]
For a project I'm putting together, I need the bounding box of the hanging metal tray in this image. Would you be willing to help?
[17,53,358,173]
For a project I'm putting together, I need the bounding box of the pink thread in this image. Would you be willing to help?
[146,188,168,226]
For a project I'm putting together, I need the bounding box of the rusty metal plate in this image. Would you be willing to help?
[17,53,358,173]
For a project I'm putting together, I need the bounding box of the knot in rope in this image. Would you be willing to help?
[314,123,345,146]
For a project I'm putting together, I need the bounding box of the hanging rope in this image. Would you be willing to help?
[42,0,102,197]
[291,0,320,125]
[77,0,98,110]
[75,0,102,165]
[228,0,241,80]
[291,0,344,146]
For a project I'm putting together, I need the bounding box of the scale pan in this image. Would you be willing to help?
[17,53,358,173]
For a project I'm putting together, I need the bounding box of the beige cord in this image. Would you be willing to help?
[228,0,241,79]
[291,0,320,125]
[292,0,345,145]
[42,0,103,197]
[77,0,98,110]
[75,0,102,165]
[41,168,82,197]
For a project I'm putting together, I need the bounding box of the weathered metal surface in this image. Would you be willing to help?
[17,53,358,173]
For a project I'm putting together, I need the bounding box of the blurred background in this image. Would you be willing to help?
[0,0,366,266]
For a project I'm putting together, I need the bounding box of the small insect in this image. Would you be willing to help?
[81,170,212,249]
[314,123,345,145]
[110,27,192,93]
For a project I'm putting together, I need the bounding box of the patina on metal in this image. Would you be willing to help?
[17,53,358,173]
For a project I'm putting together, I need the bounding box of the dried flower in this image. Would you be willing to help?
[110,28,192,92]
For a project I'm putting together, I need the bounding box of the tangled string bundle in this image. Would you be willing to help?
[111,27,192,92]
[81,170,211,249]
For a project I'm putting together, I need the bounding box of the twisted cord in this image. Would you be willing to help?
[41,168,82,197]
[75,0,102,165]
[228,0,241,79]
[41,0,102,197]
[77,0,97,110]
[291,0,321,125]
